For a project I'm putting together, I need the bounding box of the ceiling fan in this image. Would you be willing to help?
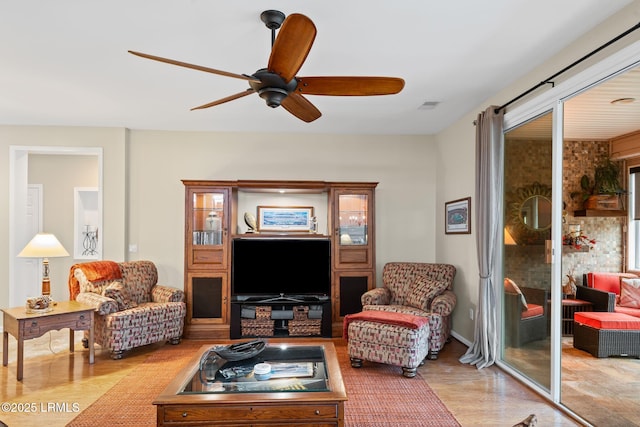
[128,10,404,123]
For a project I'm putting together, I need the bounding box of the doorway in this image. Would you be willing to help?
[9,146,103,305]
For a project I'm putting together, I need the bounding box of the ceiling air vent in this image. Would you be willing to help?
[418,101,440,110]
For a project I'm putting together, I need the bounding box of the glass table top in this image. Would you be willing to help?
[180,344,329,394]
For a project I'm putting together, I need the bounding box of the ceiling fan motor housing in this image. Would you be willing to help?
[260,10,286,30]
[250,69,298,107]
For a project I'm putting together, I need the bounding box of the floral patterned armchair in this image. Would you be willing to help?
[68,260,186,359]
[360,262,457,360]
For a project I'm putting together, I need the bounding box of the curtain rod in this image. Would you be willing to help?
[494,21,640,114]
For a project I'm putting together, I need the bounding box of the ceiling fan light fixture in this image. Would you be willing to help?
[258,87,289,108]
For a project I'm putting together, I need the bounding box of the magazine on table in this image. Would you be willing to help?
[265,362,315,379]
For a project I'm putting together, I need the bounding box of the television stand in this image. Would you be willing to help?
[230,298,332,339]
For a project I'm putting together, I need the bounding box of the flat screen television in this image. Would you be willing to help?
[231,238,331,299]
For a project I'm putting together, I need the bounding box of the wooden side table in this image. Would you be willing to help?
[2,300,95,381]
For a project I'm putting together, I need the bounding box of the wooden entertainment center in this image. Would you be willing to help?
[182,180,377,339]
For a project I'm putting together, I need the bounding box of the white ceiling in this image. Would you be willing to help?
[0,0,635,135]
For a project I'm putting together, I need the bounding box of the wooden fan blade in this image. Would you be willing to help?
[268,14,316,82]
[295,76,405,96]
[191,89,255,110]
[281,93,322,122]
[128,50,259,83]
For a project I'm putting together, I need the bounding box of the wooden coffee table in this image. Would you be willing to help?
[154,342,347,426]
[2,300,94,381]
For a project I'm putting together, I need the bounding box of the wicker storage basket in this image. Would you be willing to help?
[293,305,309,320]
[288,319,322,336]
[241,319,274,336]
[255,306,272,319]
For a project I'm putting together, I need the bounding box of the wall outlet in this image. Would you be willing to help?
[469,308,474,320]
[129,244,138,253]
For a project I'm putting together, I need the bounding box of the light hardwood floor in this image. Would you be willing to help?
[505,336,640,427]
[0,331,587,427]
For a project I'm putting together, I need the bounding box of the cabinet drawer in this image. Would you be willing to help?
[75,313,92,328]
[192,247,224,266]
[21,312,92,338]
[22,321,41,339]
[162,403,338,423]
[338,248,368,264]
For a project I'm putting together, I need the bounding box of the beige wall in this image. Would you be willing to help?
[434,117,478,341]
[27,154,98,302]
[1,129,436,312]
[125,131,437,286]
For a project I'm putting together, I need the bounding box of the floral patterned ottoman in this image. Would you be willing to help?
[344,310,430,378]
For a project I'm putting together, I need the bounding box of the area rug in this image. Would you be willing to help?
[67,341,460,426]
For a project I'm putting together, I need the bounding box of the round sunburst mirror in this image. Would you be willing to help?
[507,182,552,245]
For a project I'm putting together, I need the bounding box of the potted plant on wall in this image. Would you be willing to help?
[571,158,624,210]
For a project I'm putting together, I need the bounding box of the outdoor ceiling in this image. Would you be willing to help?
[507,66,640,140]
[0,0,635,135]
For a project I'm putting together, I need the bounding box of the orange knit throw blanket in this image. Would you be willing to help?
[343,310,429,340]
[68,261,122,300]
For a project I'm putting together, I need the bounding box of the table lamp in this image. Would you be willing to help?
[17,232,70,296]
[504,227,517,245]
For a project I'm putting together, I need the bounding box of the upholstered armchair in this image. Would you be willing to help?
[68,260,186,359]
[360,262,456,360]
[504,278,548,347]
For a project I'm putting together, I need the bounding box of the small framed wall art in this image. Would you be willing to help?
[257,206,314,232]
[445,197,471,234]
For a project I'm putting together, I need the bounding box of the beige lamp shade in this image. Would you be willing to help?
[18,233,70,258]
[17,233,69,297]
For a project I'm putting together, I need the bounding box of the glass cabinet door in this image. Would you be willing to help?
[192,191,225,246]
[188,188,229,270]
[333,189,374,270]
[338,194,369,246]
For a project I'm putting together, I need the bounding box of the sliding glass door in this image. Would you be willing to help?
[501,48,640,424]
[502,111,553,391]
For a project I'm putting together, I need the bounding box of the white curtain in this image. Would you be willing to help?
[459,105,504,369]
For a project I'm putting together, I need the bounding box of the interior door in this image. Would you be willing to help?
[12,184,43,306]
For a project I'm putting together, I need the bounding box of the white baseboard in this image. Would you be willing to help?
[450,330,471,347]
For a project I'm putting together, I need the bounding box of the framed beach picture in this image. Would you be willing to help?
[257,206,314,232]
[445,197,471,234]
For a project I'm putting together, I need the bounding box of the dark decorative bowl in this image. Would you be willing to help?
[211,339,267,361]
